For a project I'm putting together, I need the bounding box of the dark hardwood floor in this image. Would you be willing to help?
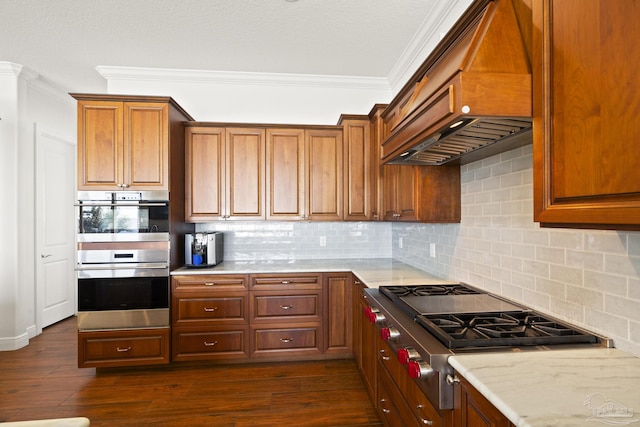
[0,317,382,426]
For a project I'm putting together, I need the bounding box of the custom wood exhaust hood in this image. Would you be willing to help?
[381,0,532,166]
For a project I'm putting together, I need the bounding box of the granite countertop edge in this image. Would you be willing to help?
[448,348,640,427]
[171,258,455,288]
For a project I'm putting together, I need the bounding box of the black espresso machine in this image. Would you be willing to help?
[184,232,223,267]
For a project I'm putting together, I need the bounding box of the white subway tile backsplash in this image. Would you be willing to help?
[584,271,627,296]
[605,294,640,323]
[392,146,640,357]
[566,249,604,271]
[565,284,603,311]
[585,310,629,341]
[605,253,640,276]
[549,264,583,286]
[197,220,392,261]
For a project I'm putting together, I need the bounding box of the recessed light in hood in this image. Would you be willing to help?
[390,117,532,165]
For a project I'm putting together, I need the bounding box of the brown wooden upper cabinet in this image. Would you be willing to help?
[533,0,640,229]
[383,164,460,223]
[73,95,191,191]
[340,116,375,221]
[266,127,344,221]
[185,125,265,221]
[266,128,305,220]
[305,128,344,221]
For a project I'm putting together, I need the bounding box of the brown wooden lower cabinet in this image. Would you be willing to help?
[377,339,446,427]
[172,325,250,362]
[169,272,351,363]
[353,275,377,402]
[251,324,322,358]
[78,327,170,368]
[453,372,514,427]
[324,272,352,355]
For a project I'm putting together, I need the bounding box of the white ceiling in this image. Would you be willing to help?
[1,0,465,94]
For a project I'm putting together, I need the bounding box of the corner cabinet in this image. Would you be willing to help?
[452,373,514,427]
[72,94,192,191]
[533,0,640,229]
[383,164,461,223]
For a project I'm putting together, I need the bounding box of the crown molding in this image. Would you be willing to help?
[96,66,391,91]
[0,62,73,104]
[387,0,473,95]
[0,62,38,80]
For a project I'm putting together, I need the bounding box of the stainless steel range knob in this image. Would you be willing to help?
[380,326,400,341]
[407,359,434,379]
[364,306,384,324]
[397,347,421,364]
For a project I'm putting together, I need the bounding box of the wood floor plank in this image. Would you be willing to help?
[0,317,382,426]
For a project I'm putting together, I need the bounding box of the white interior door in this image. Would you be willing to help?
[35,124,76,329]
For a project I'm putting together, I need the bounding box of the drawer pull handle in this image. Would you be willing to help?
[204,307,218,312]
[280,304,293,310]
[379,399,391,414]
[379,349,390,361]
[416,405,433,425]
[204,282,215,286]
[116,346,131,352]
[280,280,291,284]
[204,341,218,346]
[280,337,294,343]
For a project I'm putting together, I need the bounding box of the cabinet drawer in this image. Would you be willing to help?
[172,274,249,291]
[250,273,322,290]
[78,328,169,368]
[172,326,249,362]
[251,292,321,322]
[252,326,321,355]
[173,295,248,325]
[377,356,422,427]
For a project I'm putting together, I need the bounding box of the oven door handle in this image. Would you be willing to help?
[75,202,167,207]
[76,263,169,270]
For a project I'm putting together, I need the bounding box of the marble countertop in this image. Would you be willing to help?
[449,348,640,427]
[171,258,455,288]
[172,258,640,426]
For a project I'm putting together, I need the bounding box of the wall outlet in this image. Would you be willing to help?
[429,243,436,258]
[399,237,403,248]
[319,236,326,247]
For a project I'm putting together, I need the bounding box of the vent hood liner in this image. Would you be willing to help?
[381,0,532,166]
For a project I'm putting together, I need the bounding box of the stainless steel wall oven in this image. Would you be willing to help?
[76,191,171,331]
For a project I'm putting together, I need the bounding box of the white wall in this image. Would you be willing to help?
[0,63,23,347]
[99,67,392,124]
[392,145,640,357]
[0,62,76,350]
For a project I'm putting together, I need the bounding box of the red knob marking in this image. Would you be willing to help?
[381,327,391,341]
[407,360,421,378]
[397,348,410,364]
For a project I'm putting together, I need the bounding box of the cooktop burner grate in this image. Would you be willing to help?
[380,284,482,298]
[416,311,599,349]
